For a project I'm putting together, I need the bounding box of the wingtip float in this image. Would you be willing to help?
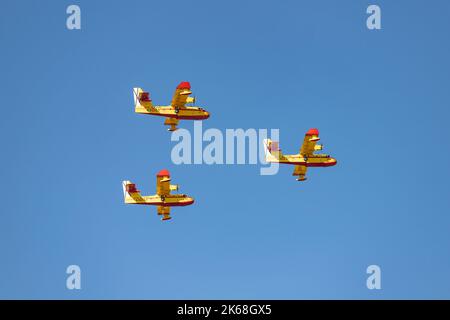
[133,81,210,132]
[123,169,194,221]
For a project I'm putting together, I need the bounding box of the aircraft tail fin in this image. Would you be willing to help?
[122,180,144,204]
[263,139,282,161]
[133,87,154,111]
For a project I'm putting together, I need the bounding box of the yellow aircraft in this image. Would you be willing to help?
[263,128,337,181]
[122,169,194,221]
[133,81,210,131]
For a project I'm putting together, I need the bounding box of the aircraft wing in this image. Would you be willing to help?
[171,81,194,109]
[156,177,179,196]
[164,117,179,131]
[300,128,322,156]
[157,206,171,221]
[157,177,171,196]
[293,165,307,181]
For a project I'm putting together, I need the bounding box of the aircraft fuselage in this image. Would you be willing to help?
[273,154,337,167]
[135,105,210,120]
[131,194,195,207]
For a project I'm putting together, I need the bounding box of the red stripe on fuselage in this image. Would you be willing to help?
[160,199,194,207]
[280,160,337,167]
[146,113,210,120]
[134,199,195,207]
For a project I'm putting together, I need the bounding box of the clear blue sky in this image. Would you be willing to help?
[1,0,450,299]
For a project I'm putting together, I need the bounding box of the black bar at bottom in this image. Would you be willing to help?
[0,300,448,318]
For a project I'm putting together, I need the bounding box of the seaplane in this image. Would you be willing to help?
[122,169,194,221]
[133,81,210,131]
[263,128,337,181]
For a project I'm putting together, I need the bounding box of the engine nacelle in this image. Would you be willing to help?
[186,96,195,104]
[314,144,323,151]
